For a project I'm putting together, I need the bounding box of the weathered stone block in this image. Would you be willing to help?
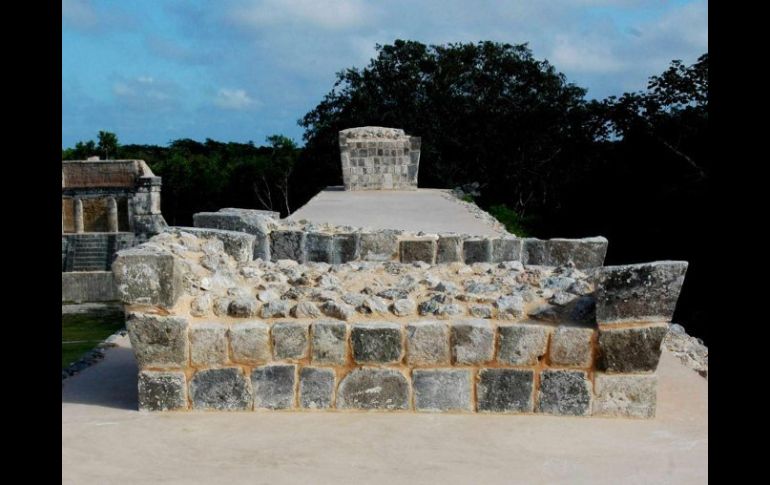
[495,294,525,320]
[112,247,183,308]
[392,298,416,316]
[491,237,522,263]
[251,364,296,409]
[598,324,668,373]
[333,233,359,264]
[137,371,187,411]
[413,369,472,412]
[190,322,228,366]
[229,321,271,365]
[261,299,291,318]
[521,238,547,266]
[593,374,657,418]
[450,319,495,365]
[436,234,462,263]
[320,300,355,320]
[547,237,608,269]
[190,368,253,411]
[270,230,306,262]
[400,238,437,264]
[272,321,310,361]
[299,367,335,409]
[359,229,401,261]
[305,232,333,263]
[169,227,255,262]
[126,313,189,369]
[351,322,403,364]
[311,320,348,364]
[406,321,450,365]
[336,368,409,410]
[537,370,591,416]
[463,238,492,264]
[477,369,534,413]
[228,296,259,318]
[595,261,688,324]
[549,326,594,367]
[291,301,322,318]
[497,323,551,365]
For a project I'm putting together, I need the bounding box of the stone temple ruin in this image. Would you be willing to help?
[103,127,687,417]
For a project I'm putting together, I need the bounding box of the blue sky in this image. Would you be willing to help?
[62,0,707,148]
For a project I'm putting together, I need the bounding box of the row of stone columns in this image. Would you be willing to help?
[65,197,119,233]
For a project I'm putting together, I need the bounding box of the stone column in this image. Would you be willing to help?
[107,197,119,232]
[74,198,84,233]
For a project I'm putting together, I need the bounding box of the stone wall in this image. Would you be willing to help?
[113,229,687,417]
[339,127,421,190]
[193,208,608,269]
[62,271,118,303]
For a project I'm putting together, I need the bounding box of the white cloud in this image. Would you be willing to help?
[62,0,98,30]
[112,76,180,109]
[229,0,371,30]
[551,35,626,73]
[214,88,258,110]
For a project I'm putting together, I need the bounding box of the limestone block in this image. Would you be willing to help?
[469,305,493,318]
[546,237,608,269]
[351,322,403,364]
[271,321,310,361]
[126,313,189,369]
[169,227,254,262]
[270,230,306,262]
[450,319,495,365]
[491,237,522,263]
[595,261,688,324]
[291,301,322,318]
[463,238,492,264]
[392,298,416,316]
[593,374,657,418]
[477,368,534,413]
[311,321,348,364]
[228,296,259,318]
[537,370,591,416]
[400,238,437,264]
[251,364,296,410]
[436,234,463,263]
[495,294,525,320]
[521,238,547,266]
[229,321,271,365]
[190,368,253,411]
[336,368,409,410]
[406,321,450,365]
[549,326,594,367]
[193,210,274,260]
[497,323,551,365]
[299,367,335,409]
[359,229,401,261]
[305,232,333,263]
[261,299,291,318]
[598,324,668,373]
[112,247,183,308]
[333,233,359,264]
[190,322,228,366]
[413,369,472,412]
[137,371,187,411]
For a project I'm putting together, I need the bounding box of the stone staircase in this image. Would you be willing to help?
[63,233,136,272]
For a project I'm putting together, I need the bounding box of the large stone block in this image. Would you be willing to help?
[112,247,184,308]
[351,322,403,364]
[190,322,228,366]
[595,261,688,324]
[406,321,450,365]
[436,234,463,263]
[299,367,335,409]
[477,369,534,413]
[537,370,591,416]
[126,313,189,369]
[333,233,359,264]
[359,229,401,261]
[270,230,306,262]
[272,321,310,361]
[497,323,551,365]
[311,320,348,364]
[547,237,607,269]
[137,371,187,411]
[251,364,296,410]
[450,319,495,364]
[193,210,275,260]
[491,237,522,263]
[400,238,437,264]
[593,374,657,418]
[463,238,492,264]
[190,368,253,411]
[169,227,255,262]
[549,326,594,367]
[521,238,547,266]
[336,368,409,410]
[413,369,472,412]
[305,232,333,263]
[598,324,668,373]
[229,321,271,365]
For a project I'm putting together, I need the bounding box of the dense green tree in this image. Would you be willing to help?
[97,131,119,160]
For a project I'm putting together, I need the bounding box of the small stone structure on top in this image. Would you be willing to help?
[339,127,421,190]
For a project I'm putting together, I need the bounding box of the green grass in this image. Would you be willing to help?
[62,310,125,369]
[461,194,475,203]
[487,204,534,237]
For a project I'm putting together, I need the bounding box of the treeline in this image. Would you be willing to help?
[63,40,709,341]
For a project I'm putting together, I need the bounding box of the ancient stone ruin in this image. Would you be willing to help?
[109,127,687,417]
[339,127,420,190]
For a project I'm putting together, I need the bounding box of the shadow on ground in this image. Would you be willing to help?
[61,344,138,411]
